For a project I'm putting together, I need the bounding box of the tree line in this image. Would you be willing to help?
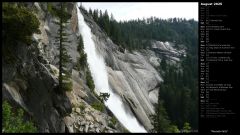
[83,7,197,52]
[152,54,198,133]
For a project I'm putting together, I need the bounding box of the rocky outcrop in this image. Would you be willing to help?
[2,42,71,132]
[2,3,186,133]
[2,3,123,133]
[80,8,185,132]
[64,103,119,133]
[64,70,124,133]
[80,9,159,131]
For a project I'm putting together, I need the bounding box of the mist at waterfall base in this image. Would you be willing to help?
[77,4,146,133]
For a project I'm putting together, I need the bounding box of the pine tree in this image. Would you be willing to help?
[99,92,110,102]
[160,57,167,71]
[77,35,87,70]
[151,87,180,133]
[103,10,110,35]
[54,3,72,92]
[89,8,93,16]
[93,9,98,22]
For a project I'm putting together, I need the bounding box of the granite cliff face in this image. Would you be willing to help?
[2,2,186,132]
[80,9,185,131]
[2,3,124,133]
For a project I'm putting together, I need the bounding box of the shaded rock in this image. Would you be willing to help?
[77,119,81,125]
[64,116,74,133]
[64,116,74,126]
[80,120,86,126]
[59,120,66,133]
[84,124,89,133]
[2,83,28,111]
[79,126,84,132]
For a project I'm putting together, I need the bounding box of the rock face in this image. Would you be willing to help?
[80,8,185,131]
[63,80,121,133]
[79,10,157,131]
[2,3,123,133]
[2,2,77,132]
[2,3,185,133]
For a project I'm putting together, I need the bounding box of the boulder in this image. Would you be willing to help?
[75,108,81,114]
[89,124,94,129]
[96,127,100,133]
[85,114,94,121]
[79,126,84,132]
[80,120,86,126]
[84,124,89,133]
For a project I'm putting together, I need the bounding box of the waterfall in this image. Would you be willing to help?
[76,4,146,133]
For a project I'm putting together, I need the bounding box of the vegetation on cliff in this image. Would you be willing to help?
[2,101,37,133]
[2,3,41,64]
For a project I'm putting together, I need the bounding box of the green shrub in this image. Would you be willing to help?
[91,102,104,112]
[79,53,88,69]
[108,122,115,129]
[79,103,85,112]
[76,35,88,70]
[182,122,191,133]
[86,70,95,91]
[52,68,58,76]
[76,53,87,71]
[2,3,41,64]
[2,3,41,45]
[108,116,117,129]
[77,35,84,54]
[123,127,130,133]
[169,125,180,133]
[2,101,37,133]
[110,116,117,125]
[62,80,73,91]
[47,3,56,16]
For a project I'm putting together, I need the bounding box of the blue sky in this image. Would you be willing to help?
[81,2,198,22]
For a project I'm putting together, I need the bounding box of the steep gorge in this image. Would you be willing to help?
[78,6,187,132]
[77,4,146,132]
[2,2,191,133]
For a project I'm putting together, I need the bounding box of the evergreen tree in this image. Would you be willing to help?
[77,35,87,70]
[86,70,95,92]
[93,9,98,23]
[99,92,110,102]
[183,122,191,133]
[103,10,110,35]
[54,3,72,92]
[160,57,167,71]
[89,8,93,16]
[151,87,179,133]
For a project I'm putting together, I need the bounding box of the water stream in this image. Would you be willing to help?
[77,4,146,132]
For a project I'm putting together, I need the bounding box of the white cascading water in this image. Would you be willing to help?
[77,4,146,133]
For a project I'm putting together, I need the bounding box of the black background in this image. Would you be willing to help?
[199,1,239,134]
